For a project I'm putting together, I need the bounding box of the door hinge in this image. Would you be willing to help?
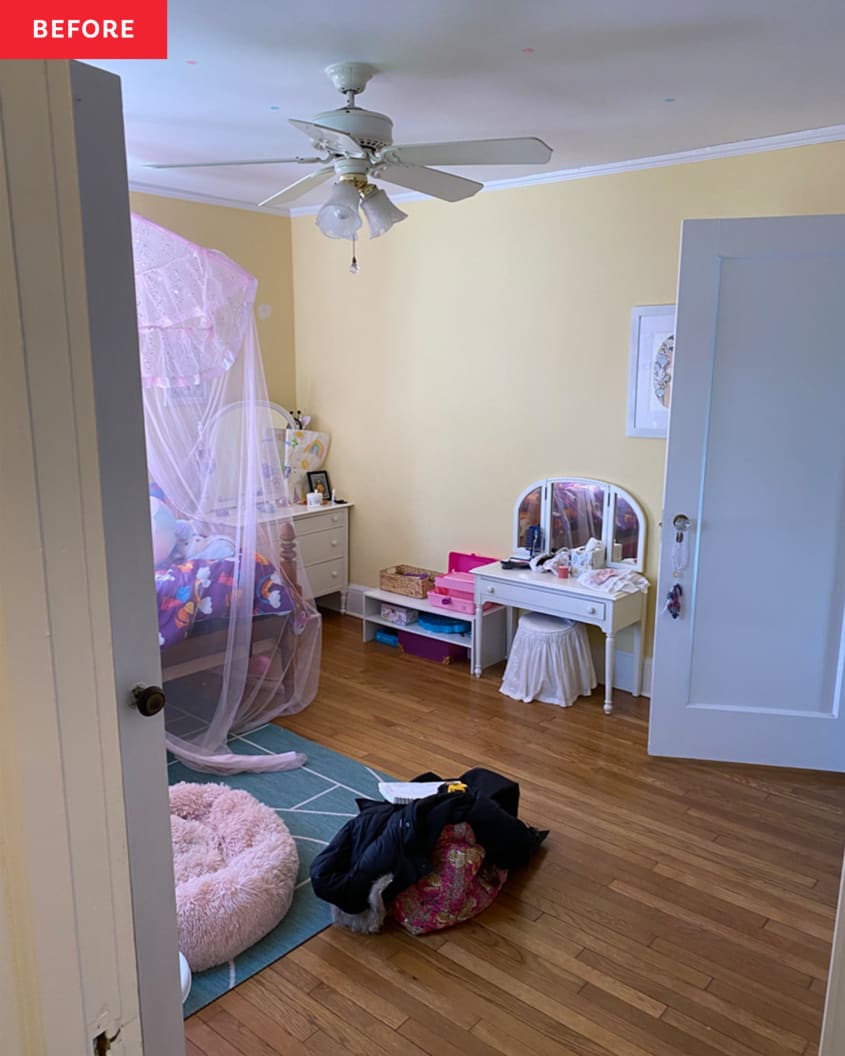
[93,1028,121,1054]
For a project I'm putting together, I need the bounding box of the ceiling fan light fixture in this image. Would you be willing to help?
[360,186,407,239]
[315,179,362,239]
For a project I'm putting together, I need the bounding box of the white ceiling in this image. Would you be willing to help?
[92,0,845,214]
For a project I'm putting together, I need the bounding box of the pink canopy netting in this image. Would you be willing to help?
[132,213,321,773]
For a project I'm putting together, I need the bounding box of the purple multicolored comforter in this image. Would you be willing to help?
[155,552,292,648]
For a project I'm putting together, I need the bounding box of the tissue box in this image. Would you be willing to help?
[380,603,417,625]
[570,543,606,576]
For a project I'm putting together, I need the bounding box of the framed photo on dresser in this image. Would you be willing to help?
[306,469,331,499]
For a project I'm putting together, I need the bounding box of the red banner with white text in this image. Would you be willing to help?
[2,0,167,58]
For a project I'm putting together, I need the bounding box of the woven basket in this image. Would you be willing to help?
[379,564,442,598]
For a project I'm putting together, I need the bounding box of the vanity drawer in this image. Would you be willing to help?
[307,558,346,597]
[298,527,345,566]
[476,579,606,622]
[294,507,348,536]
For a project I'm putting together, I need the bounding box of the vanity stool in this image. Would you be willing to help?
[499,612,597,708]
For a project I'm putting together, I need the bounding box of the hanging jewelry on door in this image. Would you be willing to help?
[664,583,683,619]
[666,514,691,619]
[671,513,691,578]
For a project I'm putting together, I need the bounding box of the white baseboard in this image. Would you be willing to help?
[342,583,651,696]
[343,583,368,618]
[591,643,653,698]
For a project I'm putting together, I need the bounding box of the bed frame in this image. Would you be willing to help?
[160,519,300,682]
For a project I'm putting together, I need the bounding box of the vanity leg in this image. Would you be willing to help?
[632,613,643,697]
[604,633,615,714]
[505,606,515,655]
[473,600,483,677]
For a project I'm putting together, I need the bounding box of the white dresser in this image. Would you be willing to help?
[290,502,352,611]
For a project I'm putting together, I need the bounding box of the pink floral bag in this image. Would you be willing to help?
[390,822,508,935]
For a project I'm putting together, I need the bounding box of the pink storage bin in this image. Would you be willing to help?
[427,588,494,614]
[448,552,498,573]
[431,553,500,612]
[397,630,468,664]
[435,553,499,598]
[434,571,475,597]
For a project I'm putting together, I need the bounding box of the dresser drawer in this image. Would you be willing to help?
[294,507,348,536]
[476,578,606,623]
[298,527,345,566]
[307,558,347,597]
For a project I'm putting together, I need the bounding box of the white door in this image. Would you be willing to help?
[0,61,183,1052]
[649,215,845,771]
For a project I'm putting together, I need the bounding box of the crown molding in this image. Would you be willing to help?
[479,122,845,195]
[128,179,289,217]
[132,123,845,218]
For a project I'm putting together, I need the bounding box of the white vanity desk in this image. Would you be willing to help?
[470,562,646,712]
[473,475,649,713]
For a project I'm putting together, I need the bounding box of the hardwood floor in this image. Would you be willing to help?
[185,612,845,1055]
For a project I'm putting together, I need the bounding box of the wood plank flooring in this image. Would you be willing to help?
[185,612,845,1056]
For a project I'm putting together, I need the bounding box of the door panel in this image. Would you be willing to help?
[0,61,184,1053]
[68,60,185,1053]
[650,216,845,770]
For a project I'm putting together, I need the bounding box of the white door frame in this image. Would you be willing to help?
[822,856,845,1054]
[0,60,183,1053]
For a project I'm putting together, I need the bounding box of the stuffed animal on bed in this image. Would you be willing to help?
[150,496,180,567]
[149,497,235,566]
[184,534,235,561]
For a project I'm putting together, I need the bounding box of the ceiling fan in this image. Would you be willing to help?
[147,61,553,239]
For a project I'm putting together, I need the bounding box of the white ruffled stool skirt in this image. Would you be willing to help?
[500,612,596,707]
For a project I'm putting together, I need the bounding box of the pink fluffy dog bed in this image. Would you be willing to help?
[169,782,299,972]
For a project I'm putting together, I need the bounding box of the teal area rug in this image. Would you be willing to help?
[167,723,389,1017]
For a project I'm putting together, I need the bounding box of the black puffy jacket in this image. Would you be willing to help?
[310,767,547,914]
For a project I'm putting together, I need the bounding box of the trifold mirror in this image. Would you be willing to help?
[513,477,646,572]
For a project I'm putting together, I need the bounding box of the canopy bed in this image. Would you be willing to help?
[134,213,321,773]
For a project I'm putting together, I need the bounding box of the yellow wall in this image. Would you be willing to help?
[129,192,296,408]
[291,140,845,653]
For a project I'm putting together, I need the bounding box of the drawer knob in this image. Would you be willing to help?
[331,539,338,547]
[487,586,495,595]
[331,571,339,578]
[588,606,596,614]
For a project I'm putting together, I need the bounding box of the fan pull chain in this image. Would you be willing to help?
[349,235,360,274]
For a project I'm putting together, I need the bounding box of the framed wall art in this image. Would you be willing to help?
[627,304,676,438]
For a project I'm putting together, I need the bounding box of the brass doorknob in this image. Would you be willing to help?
[131,683,166,717]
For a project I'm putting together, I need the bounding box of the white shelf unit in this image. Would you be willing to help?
[362,587,507,673]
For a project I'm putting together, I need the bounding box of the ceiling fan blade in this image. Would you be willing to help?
[145,156,322,170]
[258,166,335,208]
[375,164,482,202]
[289,119,366,158]
[381,137,553,167]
